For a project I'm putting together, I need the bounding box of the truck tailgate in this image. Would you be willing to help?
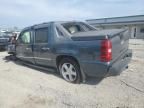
[110,29,130,62]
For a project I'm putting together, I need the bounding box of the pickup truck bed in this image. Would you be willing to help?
[70,28,132,77]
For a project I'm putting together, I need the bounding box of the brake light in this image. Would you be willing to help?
[100,39,112,62]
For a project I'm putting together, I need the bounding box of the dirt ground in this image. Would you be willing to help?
[0,39,144,108]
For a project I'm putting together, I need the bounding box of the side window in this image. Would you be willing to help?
[140,28,144,33]
[19,31,31,44]
[35,28,48,43]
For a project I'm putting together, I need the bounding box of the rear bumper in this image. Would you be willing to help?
[80,49,132,77]
[107,49,132,76]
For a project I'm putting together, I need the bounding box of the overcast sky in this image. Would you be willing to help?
[0,0,144,28]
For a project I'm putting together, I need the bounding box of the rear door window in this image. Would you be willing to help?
[35,28,48,43]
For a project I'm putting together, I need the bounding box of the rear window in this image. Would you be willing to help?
[62,22,95,34]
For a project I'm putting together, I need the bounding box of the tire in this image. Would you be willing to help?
[58,58,81,84]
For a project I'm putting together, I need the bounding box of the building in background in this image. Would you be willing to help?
[86,15,144,39]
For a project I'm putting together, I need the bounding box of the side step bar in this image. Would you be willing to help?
[20,61,57,73]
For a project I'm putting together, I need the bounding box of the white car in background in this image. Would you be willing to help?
[7,32,20,55]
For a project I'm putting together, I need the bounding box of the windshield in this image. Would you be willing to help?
[62,22,96,34]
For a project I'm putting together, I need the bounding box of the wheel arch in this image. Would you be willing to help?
[56,55,86,82]
[56,55,80,68]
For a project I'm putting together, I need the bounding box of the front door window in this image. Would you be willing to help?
[17,31,31,44]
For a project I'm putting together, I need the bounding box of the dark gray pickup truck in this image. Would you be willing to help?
[15,21,132,83]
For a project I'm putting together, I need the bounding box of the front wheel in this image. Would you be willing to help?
[58,58,81,84]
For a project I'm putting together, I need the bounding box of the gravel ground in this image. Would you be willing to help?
[0,39,144,108]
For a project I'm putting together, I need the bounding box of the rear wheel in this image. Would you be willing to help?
[58,58,81,83]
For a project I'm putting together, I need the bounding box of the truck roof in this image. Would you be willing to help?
[22,21,83,31]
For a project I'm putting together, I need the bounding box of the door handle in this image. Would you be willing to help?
[41,47,50,51]
[26,48,31,50]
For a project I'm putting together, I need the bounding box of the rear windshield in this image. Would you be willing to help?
[62,22,96,34]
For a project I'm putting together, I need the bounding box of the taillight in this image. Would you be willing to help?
[100,39,112,62]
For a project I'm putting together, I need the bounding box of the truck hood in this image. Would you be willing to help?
[71,29,127,40]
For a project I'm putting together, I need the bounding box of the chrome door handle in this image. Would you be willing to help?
[26,48,31,50]
[41,47,50,50]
